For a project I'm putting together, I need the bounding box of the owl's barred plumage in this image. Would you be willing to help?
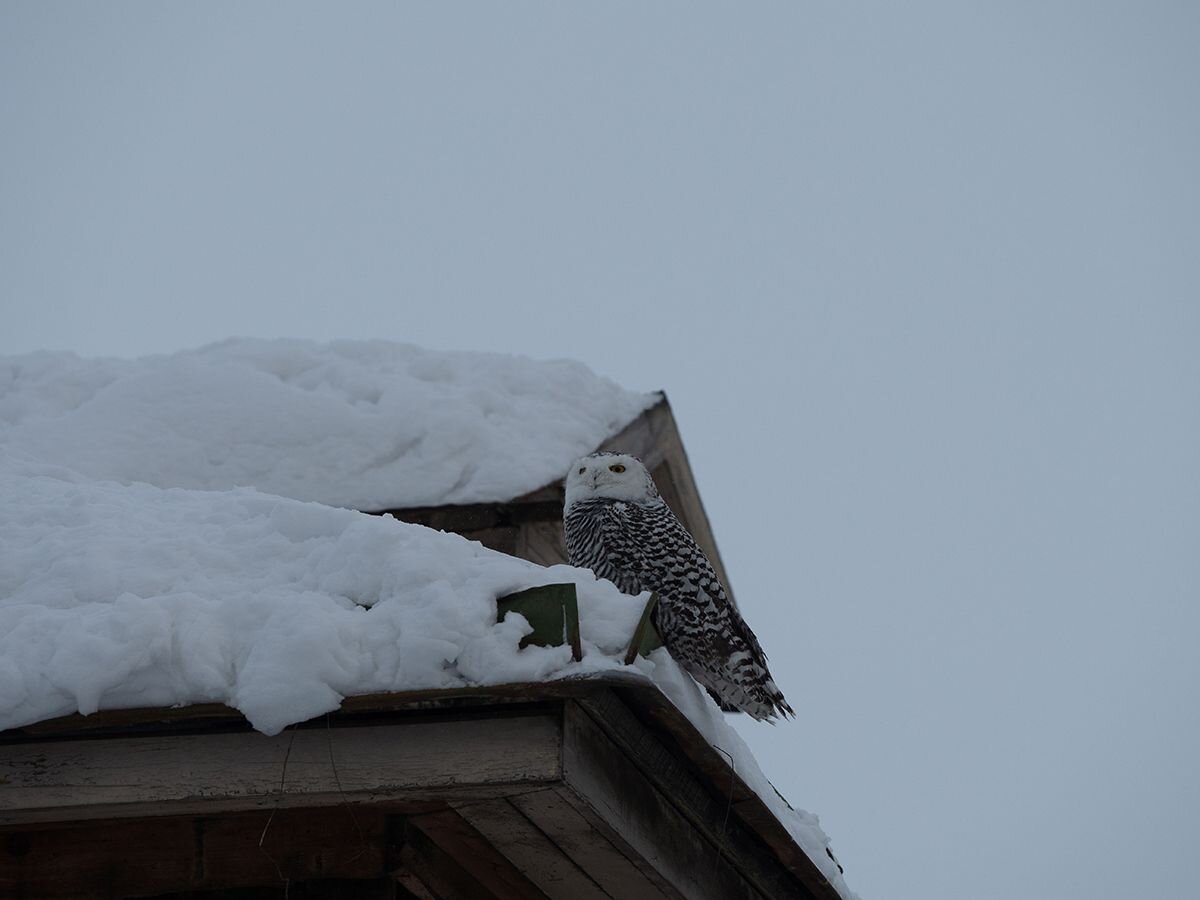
[564,452,794,722]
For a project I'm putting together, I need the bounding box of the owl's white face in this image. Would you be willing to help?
[564,452,659,510]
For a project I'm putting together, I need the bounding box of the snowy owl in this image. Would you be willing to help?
[564,451,794,721]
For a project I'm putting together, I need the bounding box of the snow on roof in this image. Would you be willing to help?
[0,338,658,509]
[0,339,853,896]
[0,454,649,735]
[0,454,853,897]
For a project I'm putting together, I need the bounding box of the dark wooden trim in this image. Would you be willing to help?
[507,788,679,900]
[596,689,843,900]
[370,500,564,532]
[452,798,612,900]
[0,807,390,898]
[1,684,589,743]
[400,809,550,900]
[560,700,764,900]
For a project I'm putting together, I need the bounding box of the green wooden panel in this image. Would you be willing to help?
[623,592,664,665]
[496,584,582,662]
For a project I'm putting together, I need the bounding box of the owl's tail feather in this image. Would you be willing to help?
[694,664,795,722]
[705,686,742,713]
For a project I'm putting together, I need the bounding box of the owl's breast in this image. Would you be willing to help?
[564,499,645,595]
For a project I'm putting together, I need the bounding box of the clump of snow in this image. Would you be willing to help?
[0,339,657,509]
[0,455,649,735]
[0,339,854,897]
[0,454,853,898]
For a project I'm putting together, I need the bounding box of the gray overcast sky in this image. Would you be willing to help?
[3,3,1198,898]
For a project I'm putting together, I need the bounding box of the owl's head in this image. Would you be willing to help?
[564,452,660,510]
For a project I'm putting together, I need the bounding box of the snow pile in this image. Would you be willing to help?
[0,455,650,735]
[0,339,657,509]
[0,341,853,896]
[0,455,853,897]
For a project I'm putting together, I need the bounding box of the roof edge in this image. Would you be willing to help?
[2,674,841,900]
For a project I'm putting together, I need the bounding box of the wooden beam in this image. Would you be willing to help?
[0,807,389,898]
[570,692,840,900]
[452,798,613,900]
[514,518,570,568]
[602,688,845,900]
[371,501,563,533]
[394,870,440,900]
[0,682,605,742]
[0,713,563,825]
[0,806,546,900]
[560,701,764,900]
[509,788,679,900]
[403,809,549,900]
[394,812,542,900]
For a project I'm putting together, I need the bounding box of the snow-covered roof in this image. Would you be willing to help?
[0,453,852,897]
[0,339,657,509]
[0,339,853,897]
[0,454,651,735]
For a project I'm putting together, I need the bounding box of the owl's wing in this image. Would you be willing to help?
[599,501,751,633]
[599,500,794,720]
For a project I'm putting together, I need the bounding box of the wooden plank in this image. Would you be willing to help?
[509,788,676,900]
[0,807,388,898]
[596,396,668,468]
[0,714,563,825]
[0,680,618,741]
[560,702,764,900]
[1,815,192,899]
[606,688,845,900]
[597,689,757,808]
[539,788,692,900]
[404,809,549,900]
[452,798,610,900]
[394,815,516,900]
[394,870,440,900]
[575,692,842,900]
[200,807,387,889]
[136,878,399,899]
[262,878,399,899]
[374,501,563,533]
[514,518,569,568]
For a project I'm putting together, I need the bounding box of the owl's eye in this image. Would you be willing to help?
[609,464,626,473]
[578,467,586,475]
